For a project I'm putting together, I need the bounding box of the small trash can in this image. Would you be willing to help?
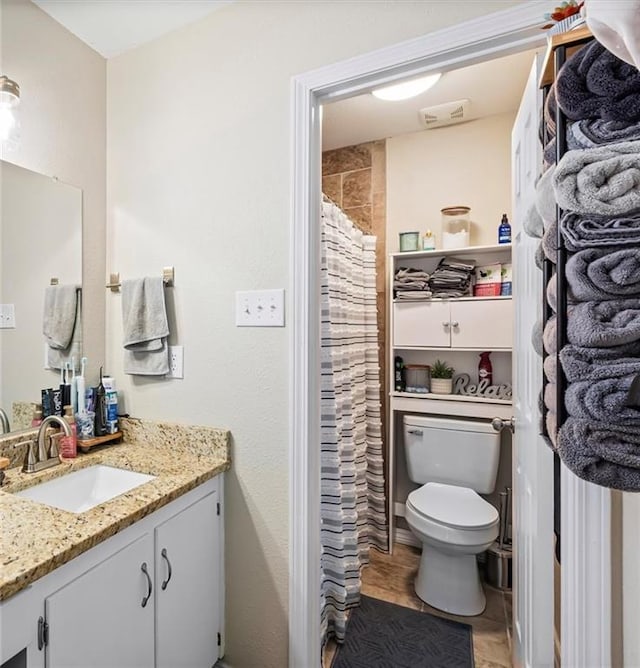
[486,542,512,591]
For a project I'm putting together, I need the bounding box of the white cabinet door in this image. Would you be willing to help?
[393,301,450,347]
[155,491,220,668]
[45,534,154,668]
[450,300,513,349]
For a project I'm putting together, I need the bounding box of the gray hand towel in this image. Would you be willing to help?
[567,247,640,301]
[46,288,83,371]
[121,278,170,376]
[553,142,640,216]
[546,274,577,312]
[541,218,557,262]
[544,301,640,352]
[560,210,640,250]
[43,285,79,349]
[565,375,640,423]
[545,342,640,383]
[558,418,640,491]
[535,242,545,270]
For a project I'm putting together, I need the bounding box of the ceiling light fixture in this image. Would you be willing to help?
[0,75,20,151]
[372,73,442,101]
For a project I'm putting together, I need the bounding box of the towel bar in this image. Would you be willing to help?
[106,267,175,292]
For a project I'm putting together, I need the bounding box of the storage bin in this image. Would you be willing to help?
[399,231,420,252]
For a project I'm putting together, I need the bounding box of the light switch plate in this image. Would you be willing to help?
[235,289,285,327]
[0,304,15,329]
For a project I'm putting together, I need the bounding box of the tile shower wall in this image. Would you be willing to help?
[322,141,387,463]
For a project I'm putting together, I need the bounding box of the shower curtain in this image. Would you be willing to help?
[320,198,387,645]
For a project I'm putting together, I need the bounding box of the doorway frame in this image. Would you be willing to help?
[289,3,613,666]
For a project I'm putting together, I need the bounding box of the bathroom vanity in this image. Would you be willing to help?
[0,421,230,668]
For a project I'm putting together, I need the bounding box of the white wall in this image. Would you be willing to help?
[624,494,640,667]
[387,112,516,250]
[105,2,524,665]
[0,0,106,389]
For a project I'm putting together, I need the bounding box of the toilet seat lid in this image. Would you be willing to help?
[407,482,499,529]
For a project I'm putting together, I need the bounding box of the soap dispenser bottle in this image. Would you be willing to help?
[498,213,511,244]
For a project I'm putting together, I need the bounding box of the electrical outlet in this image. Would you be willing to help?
[167,346,184,379]
[235,289,285,327]
[0,304,16,329]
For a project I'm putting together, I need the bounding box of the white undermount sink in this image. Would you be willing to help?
[15,465,156,513]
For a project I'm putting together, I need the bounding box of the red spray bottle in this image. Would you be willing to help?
[479,352,493,387]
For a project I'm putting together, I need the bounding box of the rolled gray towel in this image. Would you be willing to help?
[535,166,557,226]
[560,342,640,382]
[558,418,640,491]
[541,218,557,262]
[544,382,557,414]
[568,119,640,150]
[544,301,640,351]
[535,242,545,270]
[546,412,558,450]
[544,355,557,384]
[523,202,544,239]
[560,210,640,250]
[565,375,640,422]
[546,275,577,313]
[553,142,640,215]
[567,247,640,301]
[532,319,543,357]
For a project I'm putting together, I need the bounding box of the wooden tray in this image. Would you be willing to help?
[77,431,123,453]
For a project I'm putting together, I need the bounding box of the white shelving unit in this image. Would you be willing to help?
[386,242,514,549]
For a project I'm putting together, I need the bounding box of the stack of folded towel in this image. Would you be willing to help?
[536,38,640,490]
[393,267,432,300]
[428,257,475,299]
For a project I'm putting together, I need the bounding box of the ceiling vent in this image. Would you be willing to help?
[419,99,471,129]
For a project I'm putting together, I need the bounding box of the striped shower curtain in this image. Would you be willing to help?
[320,198,387,645]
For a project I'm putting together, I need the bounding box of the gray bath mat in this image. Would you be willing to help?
[331,595,474,668]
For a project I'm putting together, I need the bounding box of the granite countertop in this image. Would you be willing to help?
[0,418,231,602]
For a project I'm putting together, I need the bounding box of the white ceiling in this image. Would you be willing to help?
[322,49,540,150]
[31,0,233,58]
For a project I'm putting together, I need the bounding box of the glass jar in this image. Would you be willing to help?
[404,364,430,393]
[399,231,420,252]
[441,206,470,249]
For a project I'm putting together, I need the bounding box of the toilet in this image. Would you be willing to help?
[403,415,501,616]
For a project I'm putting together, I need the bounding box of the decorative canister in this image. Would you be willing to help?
[399,231,420,252]
[441,206,471,249]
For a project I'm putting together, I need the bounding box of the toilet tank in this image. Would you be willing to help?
[403,415,500,494]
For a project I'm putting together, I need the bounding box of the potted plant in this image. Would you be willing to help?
[430,360,454,394]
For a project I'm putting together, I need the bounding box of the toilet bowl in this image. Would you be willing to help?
[405,482,499,616]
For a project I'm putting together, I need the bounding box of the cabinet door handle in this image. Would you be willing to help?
[442,321,450,328]
[451,321,459,328]
[140,562,152,607]
[407,429,423,436]
[161,548,172,590]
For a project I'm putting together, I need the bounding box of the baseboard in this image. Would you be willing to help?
[394,527,420,548]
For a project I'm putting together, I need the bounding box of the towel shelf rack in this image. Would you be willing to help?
[106,267,175,292]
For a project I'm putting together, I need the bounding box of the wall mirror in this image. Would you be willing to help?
[0,160,82,432]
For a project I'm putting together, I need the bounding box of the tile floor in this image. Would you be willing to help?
[323,543,512,668]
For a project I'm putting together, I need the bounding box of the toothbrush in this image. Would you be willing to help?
[70,356,78,414]
[77,357,87,415]
[62,362,72,409]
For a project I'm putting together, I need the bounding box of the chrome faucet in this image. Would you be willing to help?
[0,408,9,434]
[22,415,72,474]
